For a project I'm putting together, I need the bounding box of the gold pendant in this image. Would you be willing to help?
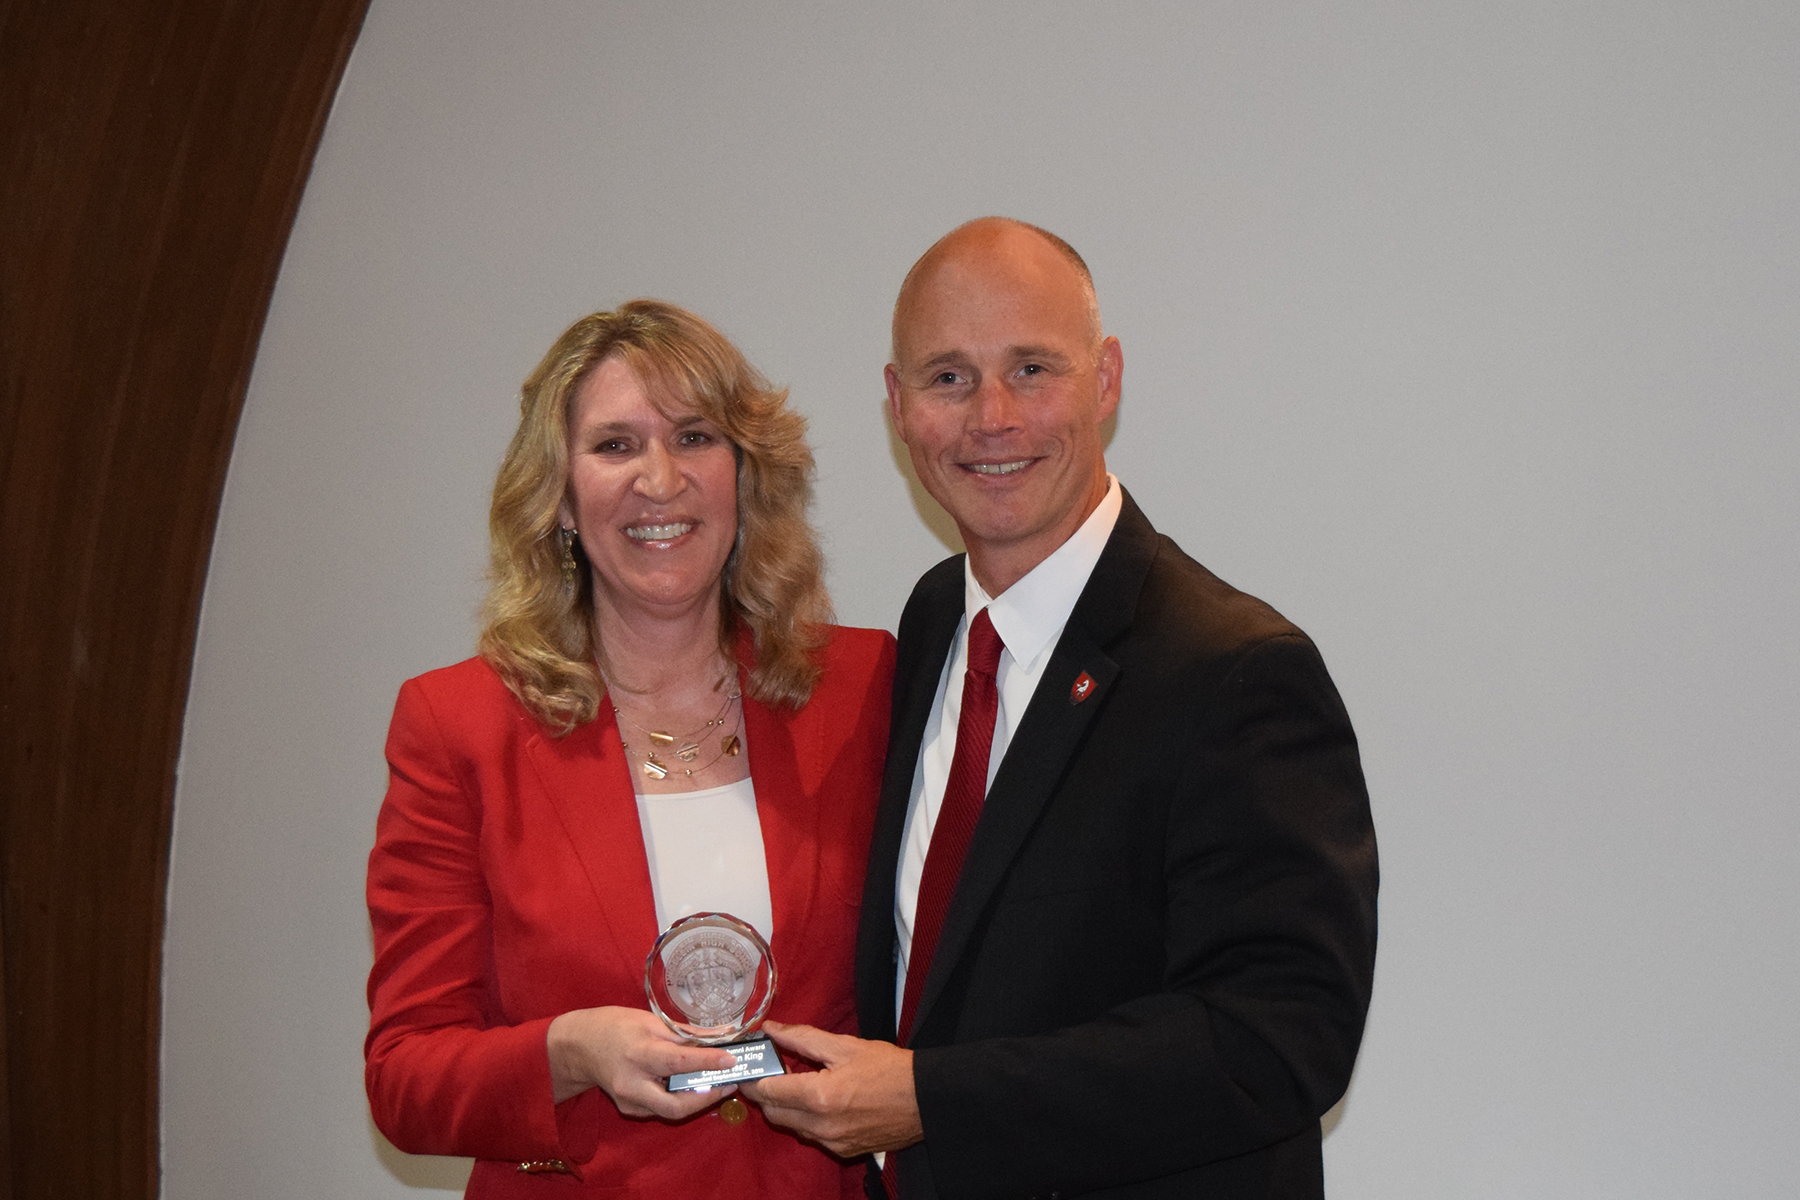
[676,741,701,762]
[721,734,740,757]
[648,730,675,747]
[641,754,668,780]
[719,1096,748,1125]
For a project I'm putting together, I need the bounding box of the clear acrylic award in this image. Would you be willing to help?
[645,912,786,1092]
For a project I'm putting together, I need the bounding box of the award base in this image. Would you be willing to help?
[666,1035,787,1092]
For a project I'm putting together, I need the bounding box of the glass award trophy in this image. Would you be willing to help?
[645,912,786,1092]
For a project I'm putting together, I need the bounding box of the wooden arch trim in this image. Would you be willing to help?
[0,1,371,1195]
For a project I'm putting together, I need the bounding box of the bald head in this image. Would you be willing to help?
[883,217,1122,594]
[891,217,1102,364]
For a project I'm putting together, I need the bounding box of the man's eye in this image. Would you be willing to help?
[935,372,962,386]
[1020,363,1044,376]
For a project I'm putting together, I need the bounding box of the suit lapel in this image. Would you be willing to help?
[910,492,1163,1039]
[524,706,662,973]
[857,556,965,1040]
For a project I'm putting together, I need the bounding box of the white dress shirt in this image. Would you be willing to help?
[893,475,1122,1014]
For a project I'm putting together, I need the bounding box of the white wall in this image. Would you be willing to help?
[162,2,1800,1196]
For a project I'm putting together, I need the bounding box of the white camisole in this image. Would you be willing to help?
[634,776,774,942]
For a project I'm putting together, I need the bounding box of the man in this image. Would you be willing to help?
[744,218,1378,1199]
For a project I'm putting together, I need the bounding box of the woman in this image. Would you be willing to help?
[365,300,894,1197]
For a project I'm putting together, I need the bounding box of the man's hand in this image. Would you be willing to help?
[738,1020,923,1158]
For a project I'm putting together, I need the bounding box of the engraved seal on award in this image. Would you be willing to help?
[645,912,786,1092]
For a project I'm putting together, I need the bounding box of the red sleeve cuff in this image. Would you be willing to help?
[554,1086,603,1165]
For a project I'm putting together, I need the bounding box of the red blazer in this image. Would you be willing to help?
[366,627,895,1198]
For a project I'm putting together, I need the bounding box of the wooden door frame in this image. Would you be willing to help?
[0,1,370,1193]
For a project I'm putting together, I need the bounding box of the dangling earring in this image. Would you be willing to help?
[559,526,579,584]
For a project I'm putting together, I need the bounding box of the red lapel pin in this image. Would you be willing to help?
[1069,671,1096,704]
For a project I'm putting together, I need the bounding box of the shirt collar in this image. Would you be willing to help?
[964,475,1123,673]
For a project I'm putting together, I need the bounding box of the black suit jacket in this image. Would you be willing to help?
[856,491,1378,1200]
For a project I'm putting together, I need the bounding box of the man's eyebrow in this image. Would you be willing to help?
[907,345,1078,375]
[913,351,973,374]
[1008,344,1074,366]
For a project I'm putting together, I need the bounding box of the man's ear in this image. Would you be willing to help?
[884,363,906,437]
[1096,336,1123,423]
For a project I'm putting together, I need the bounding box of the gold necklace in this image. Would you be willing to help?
[613,682,736,750]
[613,689,743,780]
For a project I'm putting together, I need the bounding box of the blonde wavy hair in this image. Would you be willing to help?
[478,300,831,733]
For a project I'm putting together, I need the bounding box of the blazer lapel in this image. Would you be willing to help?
[739,673,815,960]
[910,492,1163,1039]
[525,706,661,973]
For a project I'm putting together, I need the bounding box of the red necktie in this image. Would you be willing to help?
[886,609,1004,1197]
[898,607,1004,1044]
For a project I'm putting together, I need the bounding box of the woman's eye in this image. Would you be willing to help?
[597,439,630,454]
[678,430,711,447]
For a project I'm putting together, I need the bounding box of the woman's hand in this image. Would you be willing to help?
[547,1007,739,1119]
